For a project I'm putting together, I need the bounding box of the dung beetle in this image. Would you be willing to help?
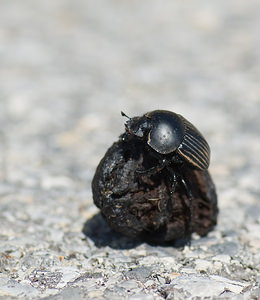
[122,110,210,171]
[121,110,211,233]
[91,109,217,243]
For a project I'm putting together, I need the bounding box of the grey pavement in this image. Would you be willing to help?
[0,0,260,299]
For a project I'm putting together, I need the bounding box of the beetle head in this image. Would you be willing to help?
[121,111,151,139]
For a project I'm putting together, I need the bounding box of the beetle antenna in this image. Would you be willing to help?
[121,111,130,119]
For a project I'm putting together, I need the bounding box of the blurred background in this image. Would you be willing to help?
[0,0,259,215]
[0,0,260,298]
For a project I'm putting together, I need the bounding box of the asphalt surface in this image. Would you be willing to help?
[0,0,260,299]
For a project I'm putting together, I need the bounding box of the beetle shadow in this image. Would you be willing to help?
[82,213,142,249]
[82,213,190,249]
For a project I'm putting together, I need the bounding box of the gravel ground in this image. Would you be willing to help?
[0,0,260,299]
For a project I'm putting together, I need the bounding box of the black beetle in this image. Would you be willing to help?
[122,110,210,171]
[121,110,210,231]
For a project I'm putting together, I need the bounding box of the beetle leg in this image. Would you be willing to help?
[180,176,193,237]
[164,166,177,215]
[170,172,178,195]
[135,158,168,176]
[166,166,193,243]
[165,166,177,195]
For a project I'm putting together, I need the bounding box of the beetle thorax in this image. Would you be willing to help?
[142,110,185,155]
[125,110,185,155]
[148,121,183,154]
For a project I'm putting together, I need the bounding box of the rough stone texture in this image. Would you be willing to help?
[0,0,259,299]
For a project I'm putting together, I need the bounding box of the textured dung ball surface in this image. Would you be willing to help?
[92,135,218,243]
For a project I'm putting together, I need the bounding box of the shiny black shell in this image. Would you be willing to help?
[146,110,185,154]
[126,110,210,170]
